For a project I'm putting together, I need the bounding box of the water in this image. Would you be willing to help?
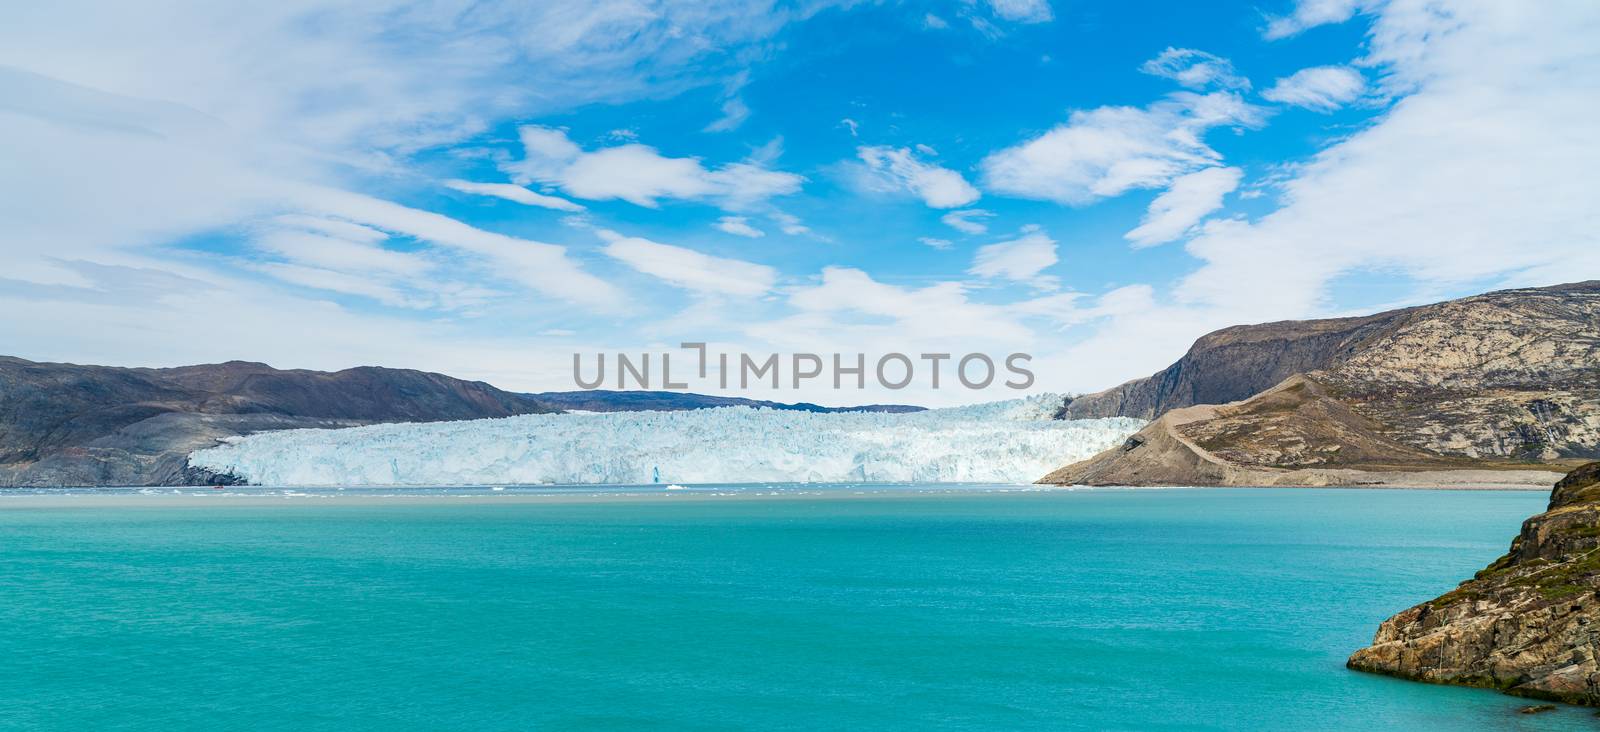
[0,487,1590,730]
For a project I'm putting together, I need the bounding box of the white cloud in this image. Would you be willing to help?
[0,0,829,332]
[980,91,1265,205]
[0,2,843,166]
[1262,66,1366,112]
[942,208,996,234]
[853,146,981,208]
[770,212,811,235]
[1023,0,1600,393]
[1140,48,1250,90]
[704,72,753,133]
[770,267,1033,342]
[704,97,751,132]
[268,214,388,244]
[253,228,429,278]
[7,0,1594,410]
[918,237,953,250]
[297,187,623,309]
[715,216,765,238]
[924,13,950,29]
[1124,166,1242,247]
[444,180,584,211]
[969,229,1059,288]
[504,125,803,209]
[1264,0,1366,39]
[1010,284,1168,332]
[252,262,425,309]
[1176,0,1600,317]
[36,209,500,315]
[966,15,1003,39]
[985,0,1054,24]
[604,236,776,297]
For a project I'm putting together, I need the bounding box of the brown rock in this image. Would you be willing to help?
[1346,463,1600,705]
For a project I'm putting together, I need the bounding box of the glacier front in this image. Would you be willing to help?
[188,394,1144,486]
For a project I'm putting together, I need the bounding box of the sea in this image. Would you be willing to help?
[1,485,1591,730]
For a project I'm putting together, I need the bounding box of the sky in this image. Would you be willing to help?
[1,0,1597,406]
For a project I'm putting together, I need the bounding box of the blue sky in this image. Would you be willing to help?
[1,1,1596,405]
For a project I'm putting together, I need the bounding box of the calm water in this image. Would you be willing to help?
[0,487,1590,730]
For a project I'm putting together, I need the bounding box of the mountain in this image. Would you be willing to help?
[0,357,556,487]
[140,361,545,421]
[0,357,927,487]
[1058,308,1418,421]
[1042,281,1600,487]
[528,389,923,414]
[1347,463,1600,705]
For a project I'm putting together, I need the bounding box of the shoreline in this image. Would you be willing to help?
[0,480,1552,509]
[1041,466,1567,492]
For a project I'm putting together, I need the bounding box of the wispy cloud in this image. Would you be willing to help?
[1263,0,1364,39]
[1262,66,1365,112]
[603,233,777,297]
[1124,166,1242,247]
[985,0,1054,24]
[969,227,1059,289]
[503,126,803,209]
[1140,48,1250,90]
[715,216,765,238]
[942,209,996,235]
[770,212,811,236]
[704,71,753,132]
[851,145,981,208]
[768,267,1033,342]
[1178,0,1600,316]
[444,180,585,211]
[981,91,1265,205]
[297,188,623,309]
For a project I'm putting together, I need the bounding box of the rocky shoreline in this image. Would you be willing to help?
[1347,462,1600,704]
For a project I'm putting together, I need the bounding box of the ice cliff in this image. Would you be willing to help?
[188,394,1144,485]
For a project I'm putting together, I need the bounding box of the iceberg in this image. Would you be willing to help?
[188,393,1144,486]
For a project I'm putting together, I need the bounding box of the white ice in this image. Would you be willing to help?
[188,394,1143,486]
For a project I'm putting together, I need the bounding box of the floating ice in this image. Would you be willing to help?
[189,393,1143,486]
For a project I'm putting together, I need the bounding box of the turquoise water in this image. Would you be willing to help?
[0,487,1591,730]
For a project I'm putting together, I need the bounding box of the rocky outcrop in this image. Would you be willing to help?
[0,357,556,487]
[1347,463,1600,704]
[1043,281,1600,485]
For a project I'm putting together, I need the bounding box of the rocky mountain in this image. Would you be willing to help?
[0,357,927,487]
[529,389,923,414]
[1058,308,1418,421]
[1041,281,1600,487]
[1347,462,1600,705]
[0,357,556,487]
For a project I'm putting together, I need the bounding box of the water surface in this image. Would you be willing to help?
[0,487,1588,730]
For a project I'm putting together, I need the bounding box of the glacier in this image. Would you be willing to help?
[188,394,1144,486]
